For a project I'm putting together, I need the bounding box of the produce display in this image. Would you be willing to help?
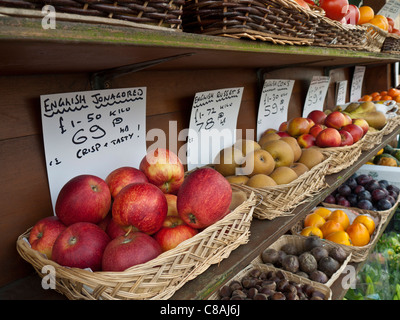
[260,236,348,285]
[26,148,241,272]
[345,231,400,300]
[299,206,377,247]
[368,144,400,167]
[359,87,400,102]
[218,266,329,300]
[323,173,400,211]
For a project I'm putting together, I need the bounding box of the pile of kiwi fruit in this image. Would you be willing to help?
[218,267,327,300]
[261,236,347,284]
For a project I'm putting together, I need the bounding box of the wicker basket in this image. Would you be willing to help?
[382,114,400,135]
[381,33,400,54]
[232,155,331,220]
[252,234,352,287]
[208,259,332,300]
[291,207,384,263]
[182,0,323,45]
[317,136,364,175]
[364,23,388,53]
[313,15,367,51]
[360,128,386,151]
[16,187,257,300]
[0,0,184,29]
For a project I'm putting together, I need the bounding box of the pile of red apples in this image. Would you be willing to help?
[276,110,369,148]
[27,149,232,272]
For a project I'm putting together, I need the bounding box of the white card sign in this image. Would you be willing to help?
[186,87,243,171]
[302,76,330,117]
[41,87,147,211]
[256,79,294,140]
[335,80,348,105]
[350,66,366,102]
[378,0,400,20]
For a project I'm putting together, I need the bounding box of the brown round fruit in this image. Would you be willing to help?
[280,136,302,162]
[269,167,298,185]
[241,149,275,177]
[290,162,309,177]
[262,140,295,168]
[246,174,277,188]
[298,147,325,169]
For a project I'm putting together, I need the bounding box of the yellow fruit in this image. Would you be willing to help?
[312,207,332,219]
[304,213,326,228]
[327,210,350,230]
[301,226,323,239]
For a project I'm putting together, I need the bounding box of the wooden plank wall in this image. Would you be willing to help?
[0,63,391,288]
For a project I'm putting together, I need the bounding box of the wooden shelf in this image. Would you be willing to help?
[1,16,400,76]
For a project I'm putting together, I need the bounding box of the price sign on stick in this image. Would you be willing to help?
[256,79,294,141]
[41,87,147,211]
[186,87,243,171]
[378,0,400,20]
[335,80,348,105]
[350,66,366,102]
[302,76,330,117]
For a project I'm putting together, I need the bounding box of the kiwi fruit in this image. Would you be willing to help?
[298,252,318,274]
[318,256,340,277]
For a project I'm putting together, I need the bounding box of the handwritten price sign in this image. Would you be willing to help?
[350,66,366,102]
[41,87,147,210]
[302,76,330,117]
[335,80,348,105]
[378,0,400,20]
[187,87,243,171]
[256,79,294,140]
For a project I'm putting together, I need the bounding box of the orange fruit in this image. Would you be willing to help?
[394,95,400,103]
[325,231,352,246]
[347,223,370,246]
[370,92,380,98]
[358,6,374,25]
[300,226,323,239]
[312,207,332,219]
[359,95,372,101]
[369,16,389,31]
[353,215,376,235]
[380,90,388,96]
[304,213,326,228]
[382,95,393,101]
[388,88,400,97]
[327,209,350,230]
[320,220,344,238]
[375,15,389,30]
[372,95,382,101]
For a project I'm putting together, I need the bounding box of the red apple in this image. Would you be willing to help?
[105,166,148,199]
[177,167,232,229]
[324,111,347,130]
[165,194,178,216]
[55,175,112,226]
[297,133,316,148]
[342,123,364,143]
[339,129,354,146]
[315,128,342,148]
[276,131,291,137]
[306,118,315,130]
[139,148,184,194]
[287,117,310,137]
[307,110,327,125]
[343,113,352,126]
[102,232,162,272]
[352,118,369,135]
[153,216,198,252]
[309,124,324,138]
[52,222,110,271]
[28,216,67,260]
[279,121,288,132]
[106,217,130,239]
[112,182,167,235]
